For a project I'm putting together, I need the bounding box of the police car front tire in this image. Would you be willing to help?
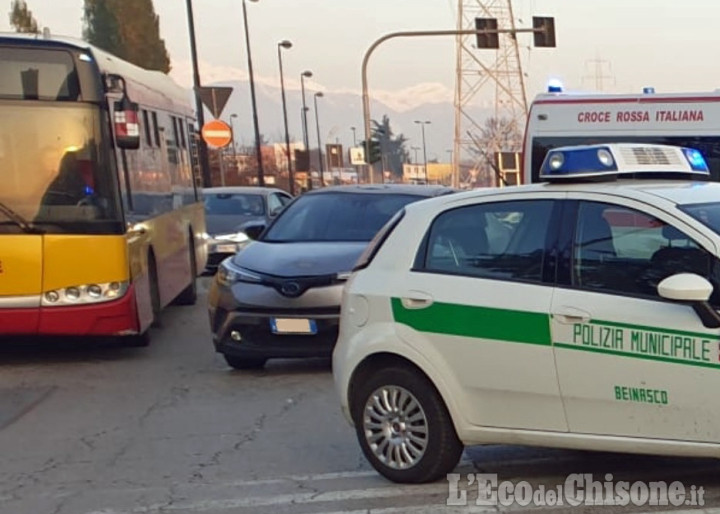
[352,366,463,483]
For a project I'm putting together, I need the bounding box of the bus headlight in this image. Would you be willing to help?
[42,281,130,307]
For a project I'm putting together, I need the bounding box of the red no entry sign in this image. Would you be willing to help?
[201,119,232,148]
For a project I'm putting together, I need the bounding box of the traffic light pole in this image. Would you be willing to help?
[361,23,554,185]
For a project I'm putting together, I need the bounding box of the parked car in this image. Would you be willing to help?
[207,184,455,370]
[202,186,293,272]
[333,143,720,483]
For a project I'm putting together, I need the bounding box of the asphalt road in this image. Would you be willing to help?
[1,278,720,514]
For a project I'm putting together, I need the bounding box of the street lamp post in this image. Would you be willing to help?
[241,0,264,186]
[313,92,324,185]
[415,120,430,184]
[300,70,313,190]
[277,40,294,195]
[411,146,420,164]
[351,126,357,146]
[183,0,211,187]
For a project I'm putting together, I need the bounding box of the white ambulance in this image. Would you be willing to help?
[523,87,720,184]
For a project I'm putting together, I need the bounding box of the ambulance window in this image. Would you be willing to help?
[423,200,554,283]
[573,201,718,300]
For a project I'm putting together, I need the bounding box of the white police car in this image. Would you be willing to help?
[333,143,720,483]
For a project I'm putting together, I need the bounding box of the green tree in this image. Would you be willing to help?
[369,115,409,178]
[83,0,121,56]
[83,0,171,73]
[9,0,39,33]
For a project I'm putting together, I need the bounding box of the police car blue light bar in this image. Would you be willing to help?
[539,143,710,181]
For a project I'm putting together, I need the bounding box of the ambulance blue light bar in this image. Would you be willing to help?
[539,144,709,182]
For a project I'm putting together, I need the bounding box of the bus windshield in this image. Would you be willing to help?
[0,103,122,234]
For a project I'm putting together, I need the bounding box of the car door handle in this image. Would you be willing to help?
[553,306,591,324]
[401,291,434,310]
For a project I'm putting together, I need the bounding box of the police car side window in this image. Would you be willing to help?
[573,201,718,301]
[423,200,553,282]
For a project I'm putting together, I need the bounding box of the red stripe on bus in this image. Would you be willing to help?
[0,310,40,335]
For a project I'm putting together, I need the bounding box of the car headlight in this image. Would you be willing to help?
[217,260,262,287]
[214,233,250,243]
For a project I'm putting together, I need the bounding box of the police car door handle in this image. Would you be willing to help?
[401,292,434,310]
[553,306,591,324]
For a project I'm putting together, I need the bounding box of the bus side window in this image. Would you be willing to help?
[151,111,160,147]
[142,109,152,147]
[172,116,180,148]
[179,119,187,149]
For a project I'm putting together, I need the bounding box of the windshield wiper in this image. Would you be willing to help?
[0,201,44,234]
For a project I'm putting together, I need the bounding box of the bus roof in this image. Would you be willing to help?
[0,32,193,118]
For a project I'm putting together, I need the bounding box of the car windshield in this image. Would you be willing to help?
[263,192,423,242]
[679,202,720,235]
[204,193,265,216]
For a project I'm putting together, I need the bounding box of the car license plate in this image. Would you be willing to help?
[270,318,317,335]
[216,244,237,253]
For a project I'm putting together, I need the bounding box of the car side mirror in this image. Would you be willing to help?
[242,222,266,241]
[658,273,720,328]
[269,206,283,217]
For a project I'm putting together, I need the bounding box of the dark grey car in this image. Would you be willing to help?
[203,186,293,272]
[207,184,455,369]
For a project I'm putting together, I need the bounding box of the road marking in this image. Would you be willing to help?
[86,483,455,513]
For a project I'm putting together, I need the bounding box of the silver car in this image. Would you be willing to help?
[203,186,293,272]
[207,184,455,369]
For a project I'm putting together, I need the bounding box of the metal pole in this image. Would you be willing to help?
[300,71,312,190]
[351,126,357,146]
[361,27,541,188]
[278,42,294,195]
[184,0,211,187]
[230,114,238,164]
[242,0,264,186]
[314,93,324,185]
[420,123,428,183]
[219,148,226,186]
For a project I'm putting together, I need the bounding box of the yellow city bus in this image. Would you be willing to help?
[0,33,207,345]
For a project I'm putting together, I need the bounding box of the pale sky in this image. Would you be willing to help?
[5,1,720,151]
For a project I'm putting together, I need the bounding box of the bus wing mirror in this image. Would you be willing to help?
[114,96,140,150]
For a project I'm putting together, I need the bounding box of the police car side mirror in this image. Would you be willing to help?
[658,273,720,328]
[658,273,712,302]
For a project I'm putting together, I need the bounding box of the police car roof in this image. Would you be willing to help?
[401,179,720,215]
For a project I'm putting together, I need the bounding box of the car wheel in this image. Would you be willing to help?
[224,354,267,370]
[351,366,463,483]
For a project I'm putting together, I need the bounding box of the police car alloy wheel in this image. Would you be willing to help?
[351,366,463,483]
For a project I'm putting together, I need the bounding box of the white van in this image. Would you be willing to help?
[523,88,720,184]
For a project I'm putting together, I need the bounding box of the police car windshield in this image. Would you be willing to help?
[680,202,720,236]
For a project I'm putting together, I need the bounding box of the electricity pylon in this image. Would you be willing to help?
[453,0,527,187]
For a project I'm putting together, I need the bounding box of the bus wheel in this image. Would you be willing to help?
[175,234,197,306]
